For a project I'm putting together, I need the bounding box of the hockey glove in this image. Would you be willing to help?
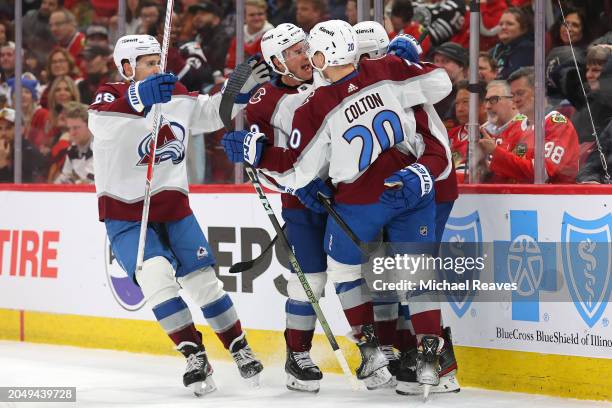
[126,73,177,113]
[295,178,333,214]
[221,130,267,167]
[380,163,434,210]
[388,34,422,63]
[234,56,272,104]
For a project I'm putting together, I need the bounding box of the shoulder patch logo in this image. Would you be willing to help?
[347,83,359,93]
[550,113,567,124]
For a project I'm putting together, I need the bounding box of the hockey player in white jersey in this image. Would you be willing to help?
[88,34,264,396]
[355,24,461,395]
[237,20,453,397]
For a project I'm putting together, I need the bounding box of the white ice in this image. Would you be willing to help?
[0,341,610,408]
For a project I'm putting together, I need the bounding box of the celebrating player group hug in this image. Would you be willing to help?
[88,10,461,400]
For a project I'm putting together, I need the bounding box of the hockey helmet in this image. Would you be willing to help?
[353,21,389,61]
[260,23,307,77]
[306,20,358,73]
[113,35,161,80]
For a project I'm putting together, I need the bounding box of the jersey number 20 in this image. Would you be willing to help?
[342,110,403,171]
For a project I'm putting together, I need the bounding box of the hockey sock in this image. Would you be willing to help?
[201,293,243,349]
[395,303,417,351]
[285,299,317,352]
[373,301,398,346]
[152,296,202,347]
[334,278,374,338]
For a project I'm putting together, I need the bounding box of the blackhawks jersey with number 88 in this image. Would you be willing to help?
[489,111,580,183]
[256,55,453,204]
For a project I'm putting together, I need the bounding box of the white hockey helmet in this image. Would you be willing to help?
[353,21,389,61]
[260,23,307,77]
[306,20,358,73]
[113,35,161,80]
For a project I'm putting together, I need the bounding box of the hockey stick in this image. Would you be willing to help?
[317,192,382,257]
[229,224,285,274]
[219,66,358,389]
[134,0,175,276]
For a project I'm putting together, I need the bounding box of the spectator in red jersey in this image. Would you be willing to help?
[225,0,274,74]
[450,0,508,52]
[490,7,534,79]
[447,80,487,177]
[296,0,327,33]
[479,67,580,184]
[389,0,431,56]
[0,108,48,183]
[548,7,591,53]
[431,41,468,127]
[345,0,357,25]
[49,8,86,66]
[40,48,82,109]
[482,79,518,138]
[478,52,498,83]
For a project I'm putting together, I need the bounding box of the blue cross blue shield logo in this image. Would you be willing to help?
[561,213,612,328]
[440,211,482,318]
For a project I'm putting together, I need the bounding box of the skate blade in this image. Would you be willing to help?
[363,367,393,390]
[245,372,261,388]
[191,376,217,397]
[396,372,460,396]
[423,384,431,401]
[286,374,320,393]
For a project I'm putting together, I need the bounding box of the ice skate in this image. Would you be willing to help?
[177,342,216,397]
[355,325,393,390]
[416,335,444,400]
[285,349,323,393]
[395,347,418,395]
[230,333,264,386]
[379,345,399,388]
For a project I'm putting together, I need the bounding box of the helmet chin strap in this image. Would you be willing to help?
[308,54,329,81]
[275,60,308,83]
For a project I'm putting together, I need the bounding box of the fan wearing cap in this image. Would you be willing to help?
[88,34,264,395]
[189,1,232,76]
[431,41,468,127]
[85,25,111,50]
[0,108,47,183]
[77,45,111,104]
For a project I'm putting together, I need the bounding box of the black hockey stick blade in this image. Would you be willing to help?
[219,61,253,131]
[317,192,365,249]
[229,224,286,273]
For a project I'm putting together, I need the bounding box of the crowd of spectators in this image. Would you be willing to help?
[0,0,611,185]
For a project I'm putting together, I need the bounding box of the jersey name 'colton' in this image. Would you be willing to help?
[344,92,384,123]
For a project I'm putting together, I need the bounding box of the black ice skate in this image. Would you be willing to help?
[379,345,399,388]
[285,349,323,393]
[229,333,264,386]
[355,324,393,390]
[416,335,444,399]
[177,341,216,397]
[395,347,418,395]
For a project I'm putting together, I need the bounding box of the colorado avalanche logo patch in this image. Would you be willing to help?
[137,117,186,166]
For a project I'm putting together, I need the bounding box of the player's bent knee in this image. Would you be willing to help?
[136,256,180,305]
[177,266,225,307]
[287,272,326,302]
[326,256,363,284]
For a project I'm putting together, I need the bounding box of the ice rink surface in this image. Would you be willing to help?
[0,341,610,408]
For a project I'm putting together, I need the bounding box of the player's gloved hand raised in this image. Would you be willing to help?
[126,73,177,113]
[388,34,422,63]
[295,178,333,214]
[233,56,272,103]
[220,130,267,167]
[380,163,434,210]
